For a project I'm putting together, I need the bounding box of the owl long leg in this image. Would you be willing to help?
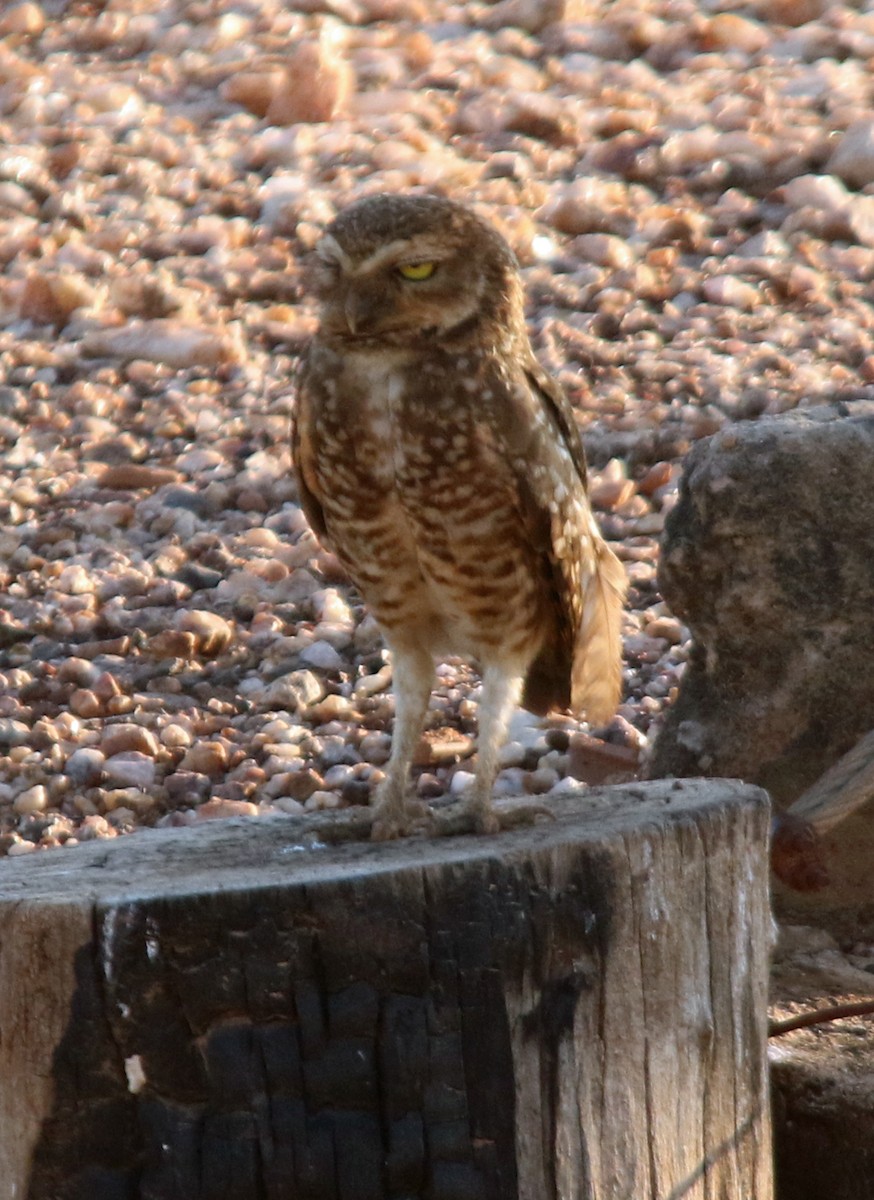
[465,663,524,834]
[371,643,434,841]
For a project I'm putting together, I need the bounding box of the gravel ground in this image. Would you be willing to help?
[2,0,874,855]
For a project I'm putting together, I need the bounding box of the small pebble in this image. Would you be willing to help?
[195,798,259,820]
[359,732,392,765]
[305,790,343,810]
[524,767,560,795]
[101,724,159,758]
[65,747,107,786]
[103,752,157,790]
[82,321,238,368]
[497,740,527,768]
[0,719,30,748]
[273,796,306,815]
[263,671,326,711]
[7,840,38,856]
[282,768,324,801]
[164,771,212,806]
[299,640,345,671]
[176,609,234,657]
[450,770,475,797]
[828,118,874,190]
[160,723,193,749]
[14,784,48,816]
[179,741,229,778]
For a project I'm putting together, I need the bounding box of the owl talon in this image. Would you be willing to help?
[432,798,555,837]
[468,801,500,835]
[370,797,434,842]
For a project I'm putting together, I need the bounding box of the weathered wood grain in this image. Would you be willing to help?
[0,780,772,1200]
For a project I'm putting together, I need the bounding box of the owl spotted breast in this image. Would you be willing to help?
[293,193,626,839]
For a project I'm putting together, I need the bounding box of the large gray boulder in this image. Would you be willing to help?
[649,404,874,807]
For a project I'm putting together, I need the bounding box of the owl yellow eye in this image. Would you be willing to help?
[398,261,436,281]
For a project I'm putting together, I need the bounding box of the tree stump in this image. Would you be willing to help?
[0,780,773,1200]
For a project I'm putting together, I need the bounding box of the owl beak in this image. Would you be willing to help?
[343,290,385,336]
[344,292,365,335]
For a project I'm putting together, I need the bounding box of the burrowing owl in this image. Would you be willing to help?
[293,193,626,839]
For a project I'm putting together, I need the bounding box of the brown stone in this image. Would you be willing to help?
[100,723,160,759]
[176,610,234,657]
[281,768,324,802]
[220,67,285,118]
[413,728,475,767]
[46,142,80,180]
[179,741,230,778]
[477,0,586,33]
[97,464,180,490]
[0,3,45,36]
[568,732,640,786]
[145,630,198,660]
[19,274,92,328]
[81,320,238,368]
[766,0,827,26]
[164,771,211,807]
[69,689,101,718]
[265,39,353,126]
[195,797,259,820]
[93,672,123,701]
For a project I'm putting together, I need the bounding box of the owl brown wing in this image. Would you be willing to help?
[522,360,589,491]
[291,355,330,544]
[503,360,625,723]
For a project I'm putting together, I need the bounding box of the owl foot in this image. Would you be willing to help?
[432,797,556,837]
[370,797,435,842]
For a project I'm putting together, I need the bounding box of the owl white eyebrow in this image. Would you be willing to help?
[317,234,354,271]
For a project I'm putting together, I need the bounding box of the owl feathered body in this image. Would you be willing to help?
[293,194,626,837]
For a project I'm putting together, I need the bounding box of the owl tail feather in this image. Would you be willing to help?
[572,538,627,726]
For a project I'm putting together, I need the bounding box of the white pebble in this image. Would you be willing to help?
[273,796,306,814]
[7,840,37,856]
[701,276,760,310]
[312,621,353,651]
[493,768,527,797]
[56,565,95,595]
[14,784,48,815]
[507,709,545,745]
[103,753,157,790]
[548,776,589,797]
[322,764,355,788]
[450,770,475,796]
[160,723,192,749]
[782,174,848,213]
[81,319,238,368]
[299,640,344,671]
[497,740,527,768]
[66,747,106,786]
[359,731,392,764]
[304,790,342,810]
[828,118,874,189]
[312,587,352,625]
[525,767,560,794]
[263,670,325,709]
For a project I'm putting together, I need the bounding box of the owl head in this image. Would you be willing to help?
[309,193,523,346]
